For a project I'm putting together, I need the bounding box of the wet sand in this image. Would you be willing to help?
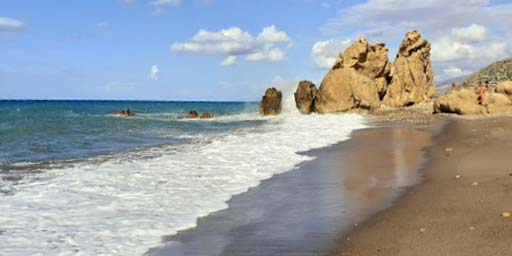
[148,123,436,256]
[337,117,512,255]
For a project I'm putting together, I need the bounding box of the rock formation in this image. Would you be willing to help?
[434,81,512,115]
[294,81,317,114]
[259,87,282,116]
[200,112,214,119]
[314,37,391,113]
[383,30,435,107]
[186,110,199,119]
[433,89,487,115]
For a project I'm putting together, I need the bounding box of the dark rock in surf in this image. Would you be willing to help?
[259,87,282,116]
[186,110,199,119]
[294,80,318,114]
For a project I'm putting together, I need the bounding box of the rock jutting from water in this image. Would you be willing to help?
[259,87,282,116]
[294,80,318,114]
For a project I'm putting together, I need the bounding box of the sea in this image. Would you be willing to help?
[0,100,367,256]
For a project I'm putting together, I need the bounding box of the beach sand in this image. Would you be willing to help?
[148,122,436,256]
[336,116,512,255]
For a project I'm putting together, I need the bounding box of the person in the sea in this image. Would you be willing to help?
[126,108,132,116]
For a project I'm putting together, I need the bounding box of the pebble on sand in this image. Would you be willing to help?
[419,227,427,233]
[469,226,475,230]
[501,212,511,218]
[445,147,454,152]
[455,174,461,179]
[472,182,479,186]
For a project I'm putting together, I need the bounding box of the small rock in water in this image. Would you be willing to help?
[472,182,479,186]
[501,212,511,218]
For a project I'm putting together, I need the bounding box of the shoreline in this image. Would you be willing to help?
[148,117,438,256]
[336,116,512,255]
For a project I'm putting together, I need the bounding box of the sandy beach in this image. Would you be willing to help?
[336,116,512,255]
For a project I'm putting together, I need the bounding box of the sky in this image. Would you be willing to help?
[1,0,511,101]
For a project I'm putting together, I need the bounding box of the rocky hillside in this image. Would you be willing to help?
[459,58,512,88]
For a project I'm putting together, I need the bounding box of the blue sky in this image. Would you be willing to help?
[1,0,511,101]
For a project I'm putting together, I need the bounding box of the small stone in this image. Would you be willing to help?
[354,223,359,227]
[346,237,351,241]
[469,226,475,230]
[472,182,479,186]
[445,147,454,152]
[455,174,461,179]
[419,227,427,233]
[501,212,511,218]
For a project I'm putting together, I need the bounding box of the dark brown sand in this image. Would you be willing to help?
[336,117,512,256]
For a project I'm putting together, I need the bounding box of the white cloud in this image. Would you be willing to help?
[149,65,160,80]
[256,25,292,45]
[432,24,508,62]
[246,48,285,62]
[220,56,237,66]
[0,17,25,32]
[172,25,292,63]
[311,39,351,68]
[96,22,111,30]
[451,24,486,43]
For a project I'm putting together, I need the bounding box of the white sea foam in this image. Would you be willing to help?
[0,113,367,256]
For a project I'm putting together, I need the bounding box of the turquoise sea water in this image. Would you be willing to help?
[0,100,259,173]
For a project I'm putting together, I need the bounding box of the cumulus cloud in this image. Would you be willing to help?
[149,65,160,80]
[220,56,237,66]
[171,25,292,63]
[256,25,292,46]
[0,17,25,32]
[451,24,486,43]
[311,39,351,68]
[246,48,285,62]
[432,24,508,62]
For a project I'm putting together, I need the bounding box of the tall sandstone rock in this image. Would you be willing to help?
[383,30,435,107]
[314,37,391,113]
[294,80,318,114]
[259,87,282,116]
